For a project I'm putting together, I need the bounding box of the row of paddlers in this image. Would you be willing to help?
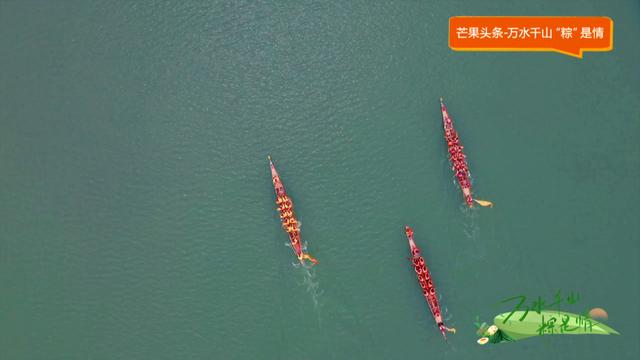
[267,98,492,339]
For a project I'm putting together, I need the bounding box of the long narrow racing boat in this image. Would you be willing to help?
[439,97,493,208]
[268,156,318,267]
[404,226,455,339]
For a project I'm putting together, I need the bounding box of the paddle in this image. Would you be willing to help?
[301,253,319,266]
[474,199,494,207]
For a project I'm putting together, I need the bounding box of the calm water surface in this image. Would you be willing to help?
[1,1,639,359]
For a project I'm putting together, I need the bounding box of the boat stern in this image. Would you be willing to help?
[289,231,304,255]
[438,323,448,340]
[462,187,474,207]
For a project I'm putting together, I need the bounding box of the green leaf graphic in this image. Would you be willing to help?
[493,311,620,341]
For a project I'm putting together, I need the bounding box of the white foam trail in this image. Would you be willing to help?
[301,267,323,309]
[461,204,486,259]
[288,255,323,311]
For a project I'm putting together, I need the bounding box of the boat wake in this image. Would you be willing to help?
[301,266,323,309]
[442,305,454,323]
[460,203,486,260]
[289,241,323,310]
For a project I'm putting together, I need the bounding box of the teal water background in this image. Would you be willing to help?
[1,1,639,359]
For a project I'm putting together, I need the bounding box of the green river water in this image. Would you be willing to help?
[1,1,639,359]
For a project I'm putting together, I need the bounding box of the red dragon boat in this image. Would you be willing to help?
[268,156,318,267]
[439,97,493,208]
[404,226,455,340]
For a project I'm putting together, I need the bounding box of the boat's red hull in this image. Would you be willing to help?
[440,98,474,207]
[269,157,317,266]
[404,226,450,339]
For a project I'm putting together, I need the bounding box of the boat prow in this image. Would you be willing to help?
[268,156,286,195]
[268,155,278,178]
[439,97,450,127]
[404,225,417,254]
